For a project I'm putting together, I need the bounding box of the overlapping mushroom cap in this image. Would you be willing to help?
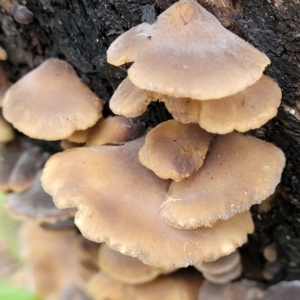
[139,120,213,181]
[41,138,253,268]
[160,132,285,228]
[107,0,270,100]
[2,58,103,140]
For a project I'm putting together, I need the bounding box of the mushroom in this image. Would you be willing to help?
[263,281,300,300]
[98,244,176,285]
[2,58,103,140]
[138,120,213,181]
[0,110,15,143]
[107,0,270,100]
[11,3,34,24]
[160,132,285,228]
[0,68,12,106]
[41,138,254,268]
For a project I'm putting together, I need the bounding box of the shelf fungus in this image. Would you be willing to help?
[41,138,253,268]
[160,132,285,228]
[2,58,103,140]
[107,0,281,135]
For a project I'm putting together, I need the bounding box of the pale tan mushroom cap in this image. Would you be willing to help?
[2,58,103,140]
[160,132,286,229]
[86,116,145,146]
[109,77,155,118]
[0,111,15,143]
[198,75,281,133]
[108,0,270,100]
[139,120,213,181]
[41,138,253,268]
[88,271,203,300]
[197,281,227,300]
[98,244,170,285]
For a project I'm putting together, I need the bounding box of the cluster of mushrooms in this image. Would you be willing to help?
[0,0,296,299]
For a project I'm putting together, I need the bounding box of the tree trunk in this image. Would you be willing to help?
[1,0,300,284]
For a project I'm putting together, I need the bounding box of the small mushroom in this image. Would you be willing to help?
[263,281,300,299]
[0,110,15,143]
[11,3,34,24]
[160,132,285,228]
[138,120,213,181]
[41,138,254,268]
[2,58,103,140]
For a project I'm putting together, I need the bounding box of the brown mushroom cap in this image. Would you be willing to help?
[108,0,270,100]
[138,120,213,181]
[41,138,254,268]
[88,271,203,300]
[160,132,285,229]
[86,116,145,146]
[2,58,103,140]
[5,170,76,223]
[98,244,175,285]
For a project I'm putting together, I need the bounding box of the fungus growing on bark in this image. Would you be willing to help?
[11,3,34,24]
[138,120,213,181]
[160,132,285,228]
[2,58,103,140]
[41,138,254,268]
[107,0,270,100]
[98,244,176,285]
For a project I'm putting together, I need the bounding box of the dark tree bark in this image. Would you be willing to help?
[1,0,300,284]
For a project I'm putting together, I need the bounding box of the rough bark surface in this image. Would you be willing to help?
[1,0,300,284]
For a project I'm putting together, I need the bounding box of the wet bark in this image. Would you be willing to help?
[1,0,300,284]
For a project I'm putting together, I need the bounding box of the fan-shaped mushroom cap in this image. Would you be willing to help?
[98,244,175,285]
[5,170,76,223]
[160,132,285,228]
[2,58,103,140]
[41,138,254,268]
[197,75,281,133]
[86,116,145,146]
[0,47,7,60]
[107,0,270,100]
[87,271,203,300]
[109,77,157,118]
[8,147,49,192]
[67,129,91,144]
[139,120,213,181]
